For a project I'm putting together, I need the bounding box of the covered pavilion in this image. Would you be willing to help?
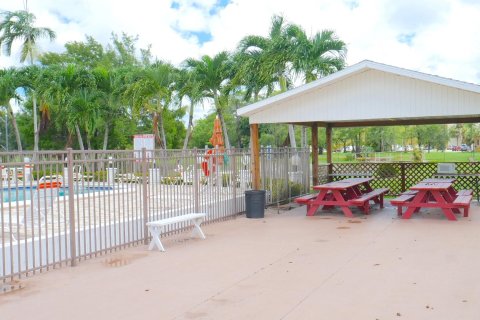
[237,60,480,188]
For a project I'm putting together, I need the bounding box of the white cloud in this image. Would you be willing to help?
[1,0,479,84]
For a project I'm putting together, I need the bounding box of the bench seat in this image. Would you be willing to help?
[453,195,473,217]
[295,194,319,211]
[390,194,416,215]
[349,188,389,214]
[294,194,318,204]
[456,189,473,196]
[400,190,418,196]
[146,213,206,251]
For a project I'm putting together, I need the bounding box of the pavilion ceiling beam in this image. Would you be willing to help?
[329,117,480,128]
[274,117,480,128]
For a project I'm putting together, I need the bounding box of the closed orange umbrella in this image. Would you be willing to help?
[207,116,224,168]
[209,116,224,147]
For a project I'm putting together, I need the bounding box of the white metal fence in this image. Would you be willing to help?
[0,147,310,281]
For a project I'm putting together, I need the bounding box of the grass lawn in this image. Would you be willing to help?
[319,151,479,163]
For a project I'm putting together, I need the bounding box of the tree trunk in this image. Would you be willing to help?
[33,93,39,152]
[152,112,162,148]
[301,127,307,148]
[65,132,73,148]
[288,125,297,149]
[75,123,87,161]
[7,103,22,152]
[234,104,242,148]
[87,137,92,150]
[213,94,231,149]
[29,54,39,154]
[216,107,231,149]
[102,122,109,151]
[182,102,194,150]
[158,106,167,150]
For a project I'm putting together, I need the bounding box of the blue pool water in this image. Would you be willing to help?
[1,186,114,202]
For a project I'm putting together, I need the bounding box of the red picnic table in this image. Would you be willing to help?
[299,178,388,217]
[392,180,472,221]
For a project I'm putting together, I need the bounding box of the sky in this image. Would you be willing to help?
[1,0,480,115]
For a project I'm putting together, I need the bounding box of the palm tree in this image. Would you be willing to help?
[123,62,177,149]
[232,49,274,102]
[0,68,23,151]
[0,10,56,152]
[292,29,346,84]
[237,15,299,148]
[93,66,125,150]
[291,28,346,146]
[185,52,233,149]
[177,69,204,149]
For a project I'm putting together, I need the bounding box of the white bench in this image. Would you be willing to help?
[146,213,207,251]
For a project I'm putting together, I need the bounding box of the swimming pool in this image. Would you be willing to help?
[1,185,114,203]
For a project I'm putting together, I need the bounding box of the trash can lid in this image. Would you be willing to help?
[245,189,266,194]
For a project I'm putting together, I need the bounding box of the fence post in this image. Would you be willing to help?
[193,148,200,213]
[261,147,266,191]
[232,148,237,214]
[67,148,77,267]
[327,163,333,182]
[285,148,290,203]
[401,163,406,193]
[142,148,149,245]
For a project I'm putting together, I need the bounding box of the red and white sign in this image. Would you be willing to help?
[134,134,155,159]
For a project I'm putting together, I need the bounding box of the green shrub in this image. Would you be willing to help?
[289,181,303,197]
[222,173,233,187]
[413,148,423,162]
[31,170,62,179]
[264,178,304,200]
[344,153,355,162]
[92,171,107,182]
[161,176,183,185]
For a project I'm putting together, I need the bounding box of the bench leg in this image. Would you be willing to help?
[397,206,402,216]
[148,226,166,251]
[464,206,469,217]
[379,194,384,209]
[191,218,206,239]
[364,202,370,215]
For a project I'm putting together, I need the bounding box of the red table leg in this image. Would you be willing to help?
[307,189,328,216]
[403,190,427,219]
[430,190,457,221]
[331,190,354,217]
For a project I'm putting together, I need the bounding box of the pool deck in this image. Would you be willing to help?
[1,203,480,319]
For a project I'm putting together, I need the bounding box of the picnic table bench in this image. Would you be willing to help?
[390,179,472,220]
[294,194,319,211]
[146,213,206,251]
[349,188,389,212]
[295,178,389,217]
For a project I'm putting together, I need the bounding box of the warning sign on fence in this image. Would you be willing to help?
[134,134,155,160]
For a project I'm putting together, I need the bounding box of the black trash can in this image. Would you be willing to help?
[245,190,266,218]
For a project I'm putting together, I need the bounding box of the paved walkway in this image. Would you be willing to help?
[1,204,480,319]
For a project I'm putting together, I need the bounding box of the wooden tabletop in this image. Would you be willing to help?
[341,178,373,184]
[410,182,452,190]
[313,178,372,190]
[422,178,456,183]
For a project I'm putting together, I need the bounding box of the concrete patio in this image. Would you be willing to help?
[1,203,480,320]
